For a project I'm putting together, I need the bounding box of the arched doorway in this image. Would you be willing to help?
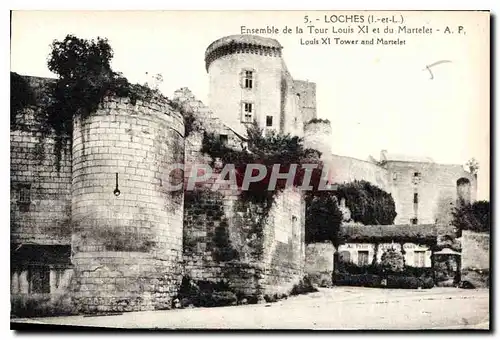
[456,178,471,205]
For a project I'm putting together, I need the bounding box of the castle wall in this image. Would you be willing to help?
[260,188,305,297]
[179,90,305,299]
[10,76,72,246]
[461,230,489,288]
[305,242,334,287]
[304,121,332,159]
[384,161,477,225]
[293,80,317,124]
[281,67,303,137]
[461,230,489,270]
[70,96,185,312]
[208,52,283,136]
[328,154,390,191]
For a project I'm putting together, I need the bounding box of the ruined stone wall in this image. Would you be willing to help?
[461,230,489,270]
[461,230,489,288]
[293,79,317,124]
[328,154,390,192]
[305,242,334,287]
[280,65,303,137]
[260,189,305,297]
[70,96,185,312]
[304,121,332,159]
[178,89,305,299]
[179,89,264,297]
[10,76,72,246]
[384,161,477,225]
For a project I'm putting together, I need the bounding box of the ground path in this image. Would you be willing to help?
[12,287,489,330]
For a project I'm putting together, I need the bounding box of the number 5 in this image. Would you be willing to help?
[304,15,309,23]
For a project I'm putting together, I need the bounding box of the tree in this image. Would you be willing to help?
[466,158,479,175]
[452,200,490,233]
[305,192,343,244]
[47,34,122,123]
[335,180,397,225]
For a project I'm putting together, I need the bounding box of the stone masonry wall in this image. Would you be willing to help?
[304,121,332,159]
[260,189,305,297]
[328,154,390,192]
[11,76,72,246]
[461,230,489,270]
[70,96,185,313]
[293,80,317,125]
[177,88,305,299]
[178,88,264,298]
[461,230,489,288]
[305,242,334,287]
[385,161,477,225]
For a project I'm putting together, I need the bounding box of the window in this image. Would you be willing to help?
[242,102,253,123]
[413,193,418,204]
[414,172,421,177]
[358,251,369,266]
[28,265,50,294]
[18,184,31,204]
[219,134,228,145]
[414,251,426,267]
[266,116,273,127]
[244,70,253,89]
[410,218,418,225]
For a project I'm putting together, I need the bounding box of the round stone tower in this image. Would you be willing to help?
[205,35,284,136]
[303,119,332,159]
[70,96,185,313]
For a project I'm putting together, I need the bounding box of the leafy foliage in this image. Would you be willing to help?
[10,72,36,129]
[175,276,238,308]
[335,180,397,225]
[44,35,166,170]
[380,248,405,273]
[305,192,343,244]
[201,122,323,204]
[169,99,202,138]
[452,200,490,233]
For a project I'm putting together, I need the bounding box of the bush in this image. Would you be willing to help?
[380,248,404,273]
[209,291,238,307]
[452,200,490,233]
[333,272,382,287]
[176,276,240,308]
[11,294,76,318]
[333,272,434,289]
[305,192,343,244]
[290,276,319,295]
[460,268,490,289]
[386,275,420,289]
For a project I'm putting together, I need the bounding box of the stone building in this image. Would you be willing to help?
[10,34,479,313]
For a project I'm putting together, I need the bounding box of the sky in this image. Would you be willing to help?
[10,10,490,199]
